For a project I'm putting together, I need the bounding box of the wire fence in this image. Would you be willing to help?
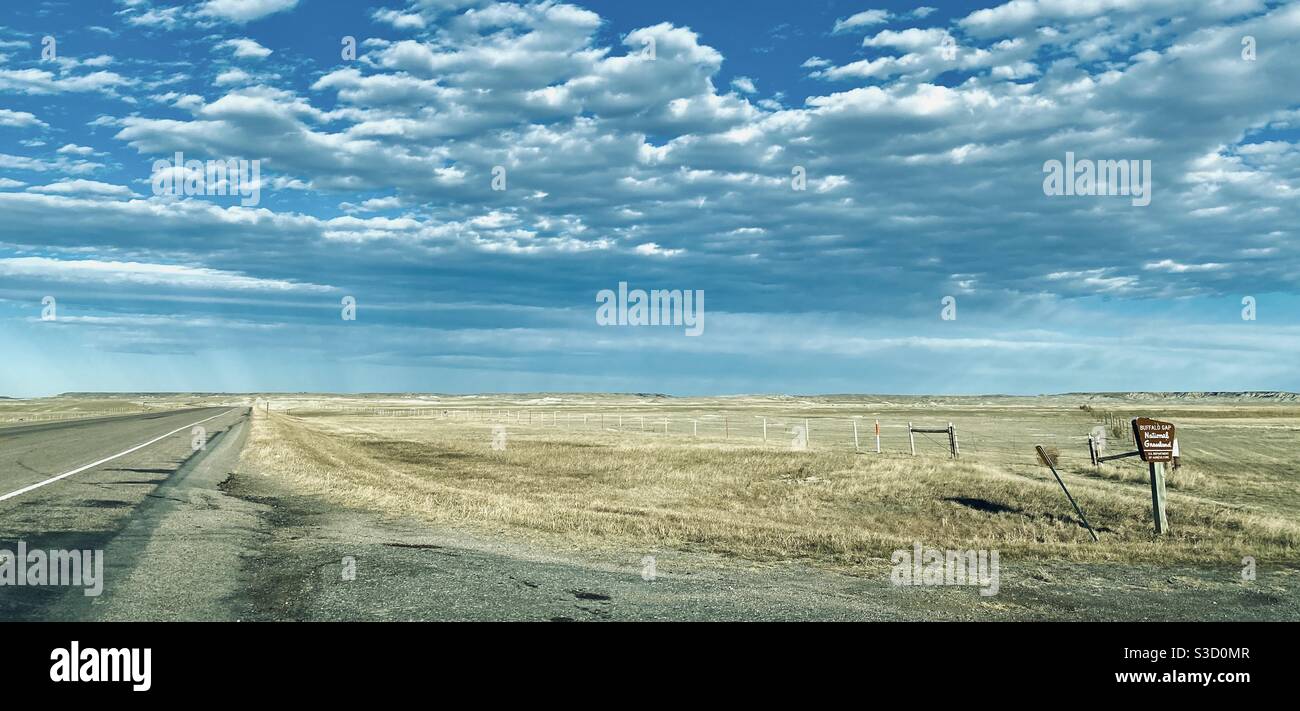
[282,405,1120,471]
[0,410,144,424]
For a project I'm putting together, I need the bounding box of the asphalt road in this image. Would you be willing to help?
[0,407,248,620]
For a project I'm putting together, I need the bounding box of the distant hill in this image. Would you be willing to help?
[1064,391,1299,402]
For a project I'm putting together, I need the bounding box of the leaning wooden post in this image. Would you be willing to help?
[852,418,860,452]
[1036,446,1099,542]
[1088,436,1098,468]
[908,422,916,456]
[947,422,957,459]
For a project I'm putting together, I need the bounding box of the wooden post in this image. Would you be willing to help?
[875,420,881,454]
[1036,446,1100,542]
[692,420,698,437]
[804,419,810,448]
[1088,436,1098,468]
[1149,461,1169,535]
[908,422,916,456]
[852,418,860,452]
[948,422,957,459]
[762,417,767,442]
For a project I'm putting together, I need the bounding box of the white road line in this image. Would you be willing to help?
[0,409,235,504]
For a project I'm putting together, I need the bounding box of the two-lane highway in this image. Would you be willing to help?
[0,407,249,620]
[0,408,234,503]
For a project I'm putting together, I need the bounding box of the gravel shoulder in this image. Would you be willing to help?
[222,467,1300,621]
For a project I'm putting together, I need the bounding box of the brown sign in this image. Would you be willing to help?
[1132,418,1175,462]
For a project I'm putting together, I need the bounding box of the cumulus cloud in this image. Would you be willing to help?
[1,0,1298,394]
[216,38,272,59]
[197,0,300,23]
[0,108,46,128]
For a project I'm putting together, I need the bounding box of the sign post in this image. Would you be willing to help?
[1132,418,1174,534]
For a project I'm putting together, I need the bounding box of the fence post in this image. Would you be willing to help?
[875,420,881,454]
[948,422,957,459]
[804,419,810,449]
[852,418,860,452]
[908,422,916,456]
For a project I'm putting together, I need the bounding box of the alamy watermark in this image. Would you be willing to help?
[0,542,104,597]
[50,642,151,691]
[891,541,1000,596]
[1043,152,1151,207]
[596,282,704,336]
[152,151,262,207]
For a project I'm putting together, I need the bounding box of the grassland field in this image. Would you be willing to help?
[6,392,1297,578]
[218,393,1300,575]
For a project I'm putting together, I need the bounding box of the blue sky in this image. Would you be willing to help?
[0,0,1297,397]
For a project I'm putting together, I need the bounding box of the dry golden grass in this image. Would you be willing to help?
[238,404,1300,569]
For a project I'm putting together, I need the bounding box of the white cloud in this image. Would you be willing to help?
[634,242,684,257]
[26,179,135,197]
[56,143,96,156]
[833,10,892,34]
[216,38,273,59]
[198,0,300,23]
[373,8,427,30]
[214,68,253,85]
[730,76,757,94]
[0,68,133,95]
[0,108,46,128]
[0,256,333,292]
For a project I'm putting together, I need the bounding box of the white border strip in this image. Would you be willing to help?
[0,409,234,503]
